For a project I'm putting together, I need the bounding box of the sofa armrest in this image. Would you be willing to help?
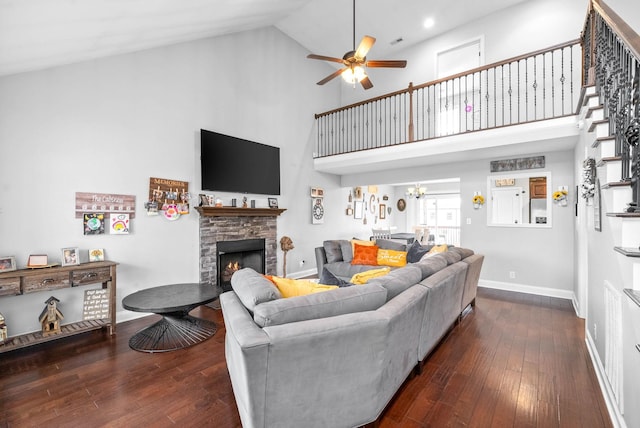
[219,291,270,428]
[315,246,327,276]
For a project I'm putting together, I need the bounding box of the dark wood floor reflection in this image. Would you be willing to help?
[0,288,612,427]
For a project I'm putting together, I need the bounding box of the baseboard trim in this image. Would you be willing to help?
[479,279,575,301]
[585,330,627,428]
[288,268,318,279]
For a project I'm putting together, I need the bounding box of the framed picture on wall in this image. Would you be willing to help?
[354,201,363,219]
[594,178,601,231]
[379,204,386,219]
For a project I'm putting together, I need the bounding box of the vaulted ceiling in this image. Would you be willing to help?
[0,0,530,77]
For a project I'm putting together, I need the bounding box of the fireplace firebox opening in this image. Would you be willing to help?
[216,238,265,291]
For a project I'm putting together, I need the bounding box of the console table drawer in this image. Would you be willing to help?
[0,278,21,296]
[71,267,111,286]
[23,271,70,293]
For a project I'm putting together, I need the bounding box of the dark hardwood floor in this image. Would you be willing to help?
[0,287,612,427]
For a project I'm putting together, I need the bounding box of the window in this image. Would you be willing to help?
[416,193,461,246]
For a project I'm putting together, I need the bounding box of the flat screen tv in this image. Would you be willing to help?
[201,129,280,195]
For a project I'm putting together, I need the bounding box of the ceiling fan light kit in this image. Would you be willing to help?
[307,0,406,90]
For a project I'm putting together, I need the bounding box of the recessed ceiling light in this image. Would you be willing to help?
[423,17,435,29]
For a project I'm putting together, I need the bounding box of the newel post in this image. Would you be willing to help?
[408,82,415,142]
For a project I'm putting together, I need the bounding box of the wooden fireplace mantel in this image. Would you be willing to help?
[195,206,286,217]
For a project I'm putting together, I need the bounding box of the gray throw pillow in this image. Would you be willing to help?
[319,267,352,287]
[406,240,430,263]
[323,240,344,264]
[230,268,281,312]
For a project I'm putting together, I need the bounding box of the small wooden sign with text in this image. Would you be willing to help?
[83,289,110,320]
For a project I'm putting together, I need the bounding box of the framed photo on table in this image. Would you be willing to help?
[268,198,278,208]
[0,256,16,272]
[61,247,80,267]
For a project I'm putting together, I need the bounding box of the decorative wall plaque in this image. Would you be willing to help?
[490,156,545,172]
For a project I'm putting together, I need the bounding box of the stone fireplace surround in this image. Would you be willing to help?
[199,211,279,288]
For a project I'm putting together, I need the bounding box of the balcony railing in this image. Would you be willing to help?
[314,40,581,158]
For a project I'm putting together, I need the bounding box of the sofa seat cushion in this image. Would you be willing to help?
[230,268,282,312]
[266,276,338,298]
[325,262,380,281]
[252,283,388,327]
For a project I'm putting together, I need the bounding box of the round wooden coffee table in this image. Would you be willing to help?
[122,283,220,353]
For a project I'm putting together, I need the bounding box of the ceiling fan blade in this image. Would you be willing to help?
[307,54,345,64]
[360,75,373,90]
[317,68,347,85]
[354,35,376,60]
[366,60,407,68]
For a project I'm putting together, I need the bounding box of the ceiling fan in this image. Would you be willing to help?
[306,0,407,90]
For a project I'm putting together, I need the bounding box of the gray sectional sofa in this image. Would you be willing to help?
[220,241,484,428]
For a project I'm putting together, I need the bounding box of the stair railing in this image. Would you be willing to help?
[582,0,640,212]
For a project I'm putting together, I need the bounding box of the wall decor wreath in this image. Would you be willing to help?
[581,157,596,199]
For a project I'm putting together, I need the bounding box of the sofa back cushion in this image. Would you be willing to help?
[367,265,422,300]
[375,239,407,251]
[340,240,354,263]
[413,254,448,281]
[231,268,282,312]
[441,250,462,265]
[323,240,344,263]
[252,283,388,327]
[449,246,474,260]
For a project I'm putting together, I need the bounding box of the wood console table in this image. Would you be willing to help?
[0,260,117,353]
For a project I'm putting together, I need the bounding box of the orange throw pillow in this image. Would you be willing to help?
[351,243,379,265]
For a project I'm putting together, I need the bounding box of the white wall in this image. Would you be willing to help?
[0,27,366,336]
[340,0,588,106]
[605,0,640,36]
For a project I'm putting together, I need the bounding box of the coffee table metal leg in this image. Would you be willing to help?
[129,314,217,353]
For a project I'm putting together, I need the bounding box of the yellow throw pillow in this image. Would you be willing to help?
[419,244,448,261]
[377,249,407,267]
[267,276,338,298]
[428,244,448,254]
[350,267,391,285]
[351,238,375,254]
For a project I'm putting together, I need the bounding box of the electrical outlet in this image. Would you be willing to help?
[466,218,471,225]
[509,271,516,279]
